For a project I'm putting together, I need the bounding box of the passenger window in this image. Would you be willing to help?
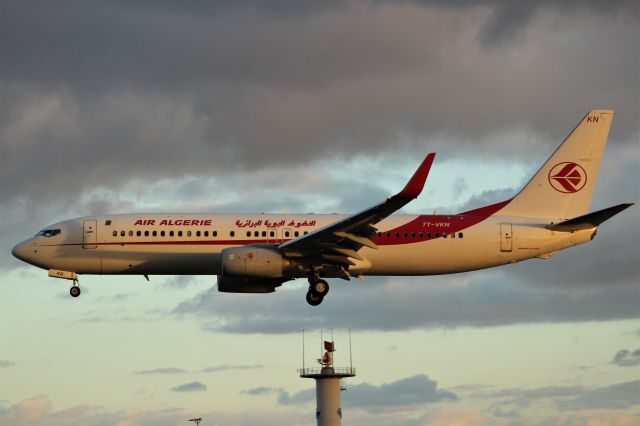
[411,232,416,238]
[403,232,408,237]
[303,231,308,235]
[270,231,275,237]
[161,231,165,237]
[254,231,259,237]
[386,232,391,237]
[294,231,299,237]
[377,232,382,238]
[395,232,400,237]
[458,232,463,238]
[419,232,424,238]
[137,230,141,237]
[427,232,432,238]
[152,231,157,237]
[112,231,117,237]
[285,231,290,238]
[170,231,174,237]
[230,231,235,237]
[262,231,266,237]
[443,233,447,238]
[196,231,201,237]
[204,231,209,237]
[187,231,191,237]
[435,232,440,238]
[246,231,251,237]
[120,230,125,237]
[144,231,149,237]
[178,231,183,237]
[213,231,217,237]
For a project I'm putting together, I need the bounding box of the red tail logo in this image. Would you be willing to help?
[548,162,587,193]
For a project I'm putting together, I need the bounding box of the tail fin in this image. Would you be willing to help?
[501,110,614,219]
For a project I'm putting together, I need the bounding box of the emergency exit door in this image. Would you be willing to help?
[83,220,97,249]
[500,223,512,252]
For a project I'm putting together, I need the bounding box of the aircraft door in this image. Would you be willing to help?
[83,220,98,249]
[500,223,512,252]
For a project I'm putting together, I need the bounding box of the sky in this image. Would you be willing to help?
[0,1,639,425]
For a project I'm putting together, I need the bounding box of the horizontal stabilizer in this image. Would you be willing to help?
[547,203,634,232]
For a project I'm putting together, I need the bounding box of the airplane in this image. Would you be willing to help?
[12,110,633,306]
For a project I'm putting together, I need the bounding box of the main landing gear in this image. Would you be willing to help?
[306,278,329,306]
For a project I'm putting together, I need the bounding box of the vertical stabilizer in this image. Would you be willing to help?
[501,110,614,219]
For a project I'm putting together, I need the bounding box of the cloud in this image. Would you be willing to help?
[201,364,263,373]
[464,380,640,414]
[173,270,638,333]
[0,394,303,426]
[134,364,263,375]
[1,1,638,219]
[241,386,280,396]
[556,380,640,411]
[0,395,51,424]
[0,360,16,368]
[343,374,457,410]
[170,381,207,393]
[259,374,456,410]
[134,367,187,375]
[613,349,640,367]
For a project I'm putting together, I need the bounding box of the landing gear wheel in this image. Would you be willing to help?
[70,285,81,298]
[310,279,329,297]
[306,291,323,306]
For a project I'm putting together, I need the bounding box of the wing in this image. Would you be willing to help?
[278,153,436,278]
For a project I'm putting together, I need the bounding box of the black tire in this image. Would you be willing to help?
[310,279,329,297]
[70,286,81,298]
[306,291,323,306]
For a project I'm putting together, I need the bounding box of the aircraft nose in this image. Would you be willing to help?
[11,241,32,263]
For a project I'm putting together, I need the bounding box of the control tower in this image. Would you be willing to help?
[299,333,356,426]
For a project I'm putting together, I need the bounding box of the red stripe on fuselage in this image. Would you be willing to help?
[373,199,511,246]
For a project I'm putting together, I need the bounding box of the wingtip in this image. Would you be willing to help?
[396,152,436,199]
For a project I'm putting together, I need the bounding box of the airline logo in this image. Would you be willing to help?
[548,162,587,193]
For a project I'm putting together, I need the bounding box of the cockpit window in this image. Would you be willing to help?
[36,229,61,237]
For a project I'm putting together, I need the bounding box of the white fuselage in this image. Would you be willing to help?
[13,211,596,277]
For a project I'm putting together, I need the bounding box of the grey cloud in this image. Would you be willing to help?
[201,364,263,373]
[613,349,640,367]
[557,380,640,411]
[0,360,16,368]
[170,381,207,392]
[277,388,316,405]
[465,380,640,414]
[1,0,638,212]
[344,374,457,410]
[173,271,638,333]
[134,367,187,375]
[274,374,457,409]
[134,364,262,375]
[241,386,280,396]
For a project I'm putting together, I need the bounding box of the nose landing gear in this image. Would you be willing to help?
[306,278,329,306]
[48,269,81,298]
[70,280,81,298]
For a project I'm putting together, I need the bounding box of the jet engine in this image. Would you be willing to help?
[217,275,286,293]
[221,246,290,278]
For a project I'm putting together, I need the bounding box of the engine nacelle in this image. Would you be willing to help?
[217,275,285,293]
[221,246,287,278]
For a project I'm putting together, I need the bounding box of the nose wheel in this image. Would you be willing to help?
[70,280,81,298]
[306,279,329,306]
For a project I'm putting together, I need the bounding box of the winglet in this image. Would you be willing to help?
[394,153,436,199]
